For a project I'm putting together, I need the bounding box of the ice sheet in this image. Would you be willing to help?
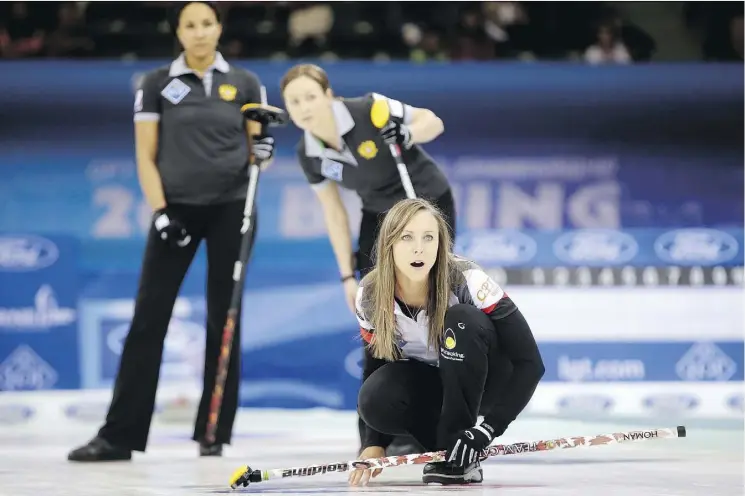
[0,409,742,496]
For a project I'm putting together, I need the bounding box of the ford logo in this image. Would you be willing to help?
[456,230,537,266]
[344,347,363,380]
[0,236,59,272]
[107,319,205,359]
[557,394,614,414]
[0,404,34,424]
[642,394,699,413]
[726,393,744,413]
[553,229,638,266]
[654,229,739,265]
[64,401,110,422]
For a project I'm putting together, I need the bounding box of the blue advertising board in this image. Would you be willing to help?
[0,62,742,245]
[0,235,80,390]
[543,341,743,383]
[456,227,743,267]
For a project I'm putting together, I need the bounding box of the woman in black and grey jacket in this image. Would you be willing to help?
[68,1,274,461]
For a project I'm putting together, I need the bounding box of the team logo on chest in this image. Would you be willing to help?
[443,328,457,350]
[321,158,344,182]
[357,140,378,160]
[441,327,464,362]
[218,84,237,101]
[161,78,191,105]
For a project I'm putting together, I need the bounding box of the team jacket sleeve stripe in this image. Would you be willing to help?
[482,301,498,314]
[134,112,160,122]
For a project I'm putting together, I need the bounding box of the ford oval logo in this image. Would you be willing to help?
[553,229,638,265]
[107,319,205,359]
[344,347,363,380]
[0,236,59,272]
[0,404,34,424]
[456,230,537,266]
[726,393,744,413]
[64,401,110,422]
[654,229,739,265]
[642,394,699,412]
[557,394,614,414]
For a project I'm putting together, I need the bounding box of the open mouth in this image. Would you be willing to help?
[410,261,425,268]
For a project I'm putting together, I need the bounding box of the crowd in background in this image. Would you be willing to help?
[0,1,742,63]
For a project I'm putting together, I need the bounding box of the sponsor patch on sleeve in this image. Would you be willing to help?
[463,268,504,312]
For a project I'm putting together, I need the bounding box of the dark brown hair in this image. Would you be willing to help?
[280,64,331,95]
[171,1,222,29]
[170,2,222,57]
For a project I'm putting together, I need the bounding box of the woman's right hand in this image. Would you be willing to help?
[348,446,386,486]
[343,277,359,315]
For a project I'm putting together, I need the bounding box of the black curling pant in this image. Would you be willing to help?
[358,304,516,452]
[356,189,457,450]
[97,200,257,451]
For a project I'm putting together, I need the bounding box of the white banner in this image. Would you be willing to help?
[506,287,742,341]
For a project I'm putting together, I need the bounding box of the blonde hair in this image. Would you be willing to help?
[360,199,455,361]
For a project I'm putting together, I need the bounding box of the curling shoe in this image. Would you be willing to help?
[67,436,132,462]
[422,460,483,485]
[199,441,223,457]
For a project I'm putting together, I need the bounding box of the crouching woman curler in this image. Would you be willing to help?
[348,198,545,486]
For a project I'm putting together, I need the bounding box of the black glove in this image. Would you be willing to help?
[152,208,192,248]
[252,133,275,166]
[445,422,495,466]
[379,119,412,148]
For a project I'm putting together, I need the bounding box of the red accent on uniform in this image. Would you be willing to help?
[482,302,498,314]
[360,327,374,344]
[482,293,507,314]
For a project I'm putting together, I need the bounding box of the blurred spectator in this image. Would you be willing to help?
[286,3,334,58]
[584,23,631,64]
[0,2,46,58]
[46,2,94,57]
[730,16,744,60]
[703,7,743,61]
[709,14,745,61]
[408,28,449,63]
[222,39,244,58]
[451,7,495,61]
[0,1,738,63]
[603,8,656,61]
[481,1,529,57]
[684,2,743,60]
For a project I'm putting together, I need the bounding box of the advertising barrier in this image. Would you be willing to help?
[0,235,80,391]
[457,227,743,267]
[71,286,743,417]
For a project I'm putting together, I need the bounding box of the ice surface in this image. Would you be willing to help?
[0,409,742,496]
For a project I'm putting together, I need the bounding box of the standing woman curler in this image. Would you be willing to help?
[68,1,275,461]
